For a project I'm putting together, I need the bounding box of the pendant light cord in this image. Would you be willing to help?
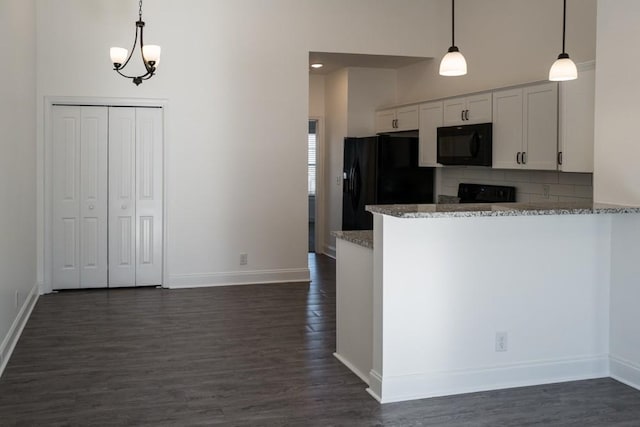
[451,0,455,46]
[562,0,566,54]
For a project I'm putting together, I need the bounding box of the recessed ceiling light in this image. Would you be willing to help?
[310,63,324,69]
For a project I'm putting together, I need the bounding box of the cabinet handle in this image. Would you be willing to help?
[465,110,469,121]
[393,119,398,128]
[461,110,465,121]
[516,152,521,164]
[522,152,527,165]
[395,119,399,128]
[558,151,563,166]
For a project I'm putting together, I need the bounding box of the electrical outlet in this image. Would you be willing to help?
[239,253,248,266]
[495,332,508,352]
[543,185,550,199]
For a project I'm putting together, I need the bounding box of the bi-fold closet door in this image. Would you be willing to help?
[52,105,163,289]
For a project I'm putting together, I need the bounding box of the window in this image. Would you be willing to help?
[308,120,317,196]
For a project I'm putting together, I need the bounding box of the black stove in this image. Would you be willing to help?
[457,183,516,204]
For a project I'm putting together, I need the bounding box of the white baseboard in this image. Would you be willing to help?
[333,352,370,386]
[324,245,336,259]
[167,268,310,289]
[610,355,640,391]
[372,355,609,404]
[0,283,39,378]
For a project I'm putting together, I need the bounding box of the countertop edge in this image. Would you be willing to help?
[332,230,374,249]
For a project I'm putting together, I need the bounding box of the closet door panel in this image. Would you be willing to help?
[79,107,108,287]
[52,106,81,289]
[108,107,137,287]
[135,108,163,285]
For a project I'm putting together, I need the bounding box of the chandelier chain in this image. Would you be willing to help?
[138,0,143,21]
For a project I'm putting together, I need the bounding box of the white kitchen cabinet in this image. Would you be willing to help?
[443,93,492,126]
[375,105,419,133]
[418,101,443,167]
[492,88,524,169]
[558,61,595,173]
[492,82,558,170]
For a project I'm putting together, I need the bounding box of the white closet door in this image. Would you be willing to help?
[53,106,108,289]
[135,108,163,285]
[53,107,82,289]
[108,107,137,287]
[79,107,109,287]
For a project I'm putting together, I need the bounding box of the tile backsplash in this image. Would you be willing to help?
[437,167,593,203]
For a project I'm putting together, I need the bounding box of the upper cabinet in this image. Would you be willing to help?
[375,105,419,133]
[558,62,595,173]
[418,101,443,167]
[492,82,558,170]
[443,93,492,126]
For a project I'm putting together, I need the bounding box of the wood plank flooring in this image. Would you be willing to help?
[1,254,640,426]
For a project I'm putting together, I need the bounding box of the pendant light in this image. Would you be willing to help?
[439,0,467,77]
[110,0,161,86]
[549,0,577,81]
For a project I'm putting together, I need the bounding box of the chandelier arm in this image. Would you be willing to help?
[119,24,140,70]
[137,22,154,73]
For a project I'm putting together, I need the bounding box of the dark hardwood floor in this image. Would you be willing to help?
[1,254,640,426]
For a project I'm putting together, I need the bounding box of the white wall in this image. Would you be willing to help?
[309,74,325,118]
[594,0,640,390]
[323,69,349,256]
[593,0,640,206]
[35,0,437,287]
[0,0,38,370]
[346,68,396,137]
[397,0,597,103]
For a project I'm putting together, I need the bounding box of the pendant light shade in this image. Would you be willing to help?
[439,0,467,77]
[549,0,577,81]
[440,47,467,77]
[549,54,578,81]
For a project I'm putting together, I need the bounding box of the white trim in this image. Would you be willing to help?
[366,369,384,402]
[333,352,370,385]
[0,284,39,378]
[610,355,640,391]
[167,268,310,289]
[324,244,336,259]
[372,355,609,404]
[40,96,168,294]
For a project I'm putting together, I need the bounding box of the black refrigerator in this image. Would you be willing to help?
[342,135,434,230]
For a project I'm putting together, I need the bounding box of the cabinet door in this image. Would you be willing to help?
[443,97,466,126]
[109,107,137,287]
[419,101,443,167]
[375,109,396,133]
[395,105,419,131]
[466,93,493,124]
[135,108,163,286]
[523,83,558,171]
[559,63,595,173]
[492,89,524,169]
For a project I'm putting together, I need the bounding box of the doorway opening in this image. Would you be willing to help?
[308,120,318,253]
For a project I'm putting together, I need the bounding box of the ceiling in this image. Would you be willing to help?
[308,52,431,75]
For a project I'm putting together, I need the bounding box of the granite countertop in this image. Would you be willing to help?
[366,202,640,219]
[332,230,373,249]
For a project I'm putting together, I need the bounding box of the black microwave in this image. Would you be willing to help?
[437,123,492,166]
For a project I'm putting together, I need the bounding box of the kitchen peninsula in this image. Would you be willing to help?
[334,202,640,404]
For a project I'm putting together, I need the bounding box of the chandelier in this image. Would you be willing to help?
[110,0,161,86]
